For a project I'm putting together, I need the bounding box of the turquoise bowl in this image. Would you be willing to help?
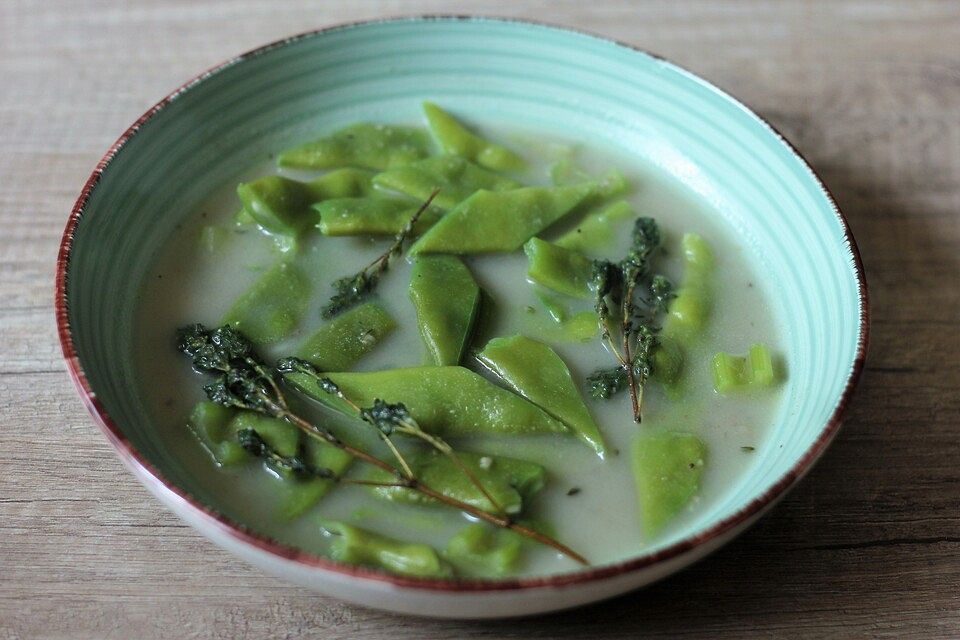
[57,17,868,617]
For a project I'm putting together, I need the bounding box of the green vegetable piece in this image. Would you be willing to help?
[315,197,444,237]
[199,225,230,253]
[478,335,606,456]
[309,168,377,199]
[373,155,521,210]
[528,310,597,343]
[237,176,318,237]
[296,302,395,371]
[409,184,597,255]
[536,289,568,322]
[227,412,300,458]
[632,431,707,537]
[663,233,714,340]
[651,335,685,386]
[278,437,354,519]
[222,262,309,345]
[524,238,593,299]
[285,366,569,437]
[362,450,545,515]
[278,123,431,170]
[321,520,453,578]
[423,102,525,172]
[408,256,481,365]
[444,524,523,576]
[188,402,247,466]
[711,343,780,393]
[555,200,634,254]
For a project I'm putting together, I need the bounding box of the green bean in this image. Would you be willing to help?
[423,102,524,172]
[222,262,309,345]
[320,520,453,578]
[295,302,395,371]
[632,431,706,537]
[278,123,430,170]
[408,256,481,365]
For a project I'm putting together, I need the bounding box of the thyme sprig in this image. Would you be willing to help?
[321,188,440,319]
[179,324,585,565]
[586,217,674,423]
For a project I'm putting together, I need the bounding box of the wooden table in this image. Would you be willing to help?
[2,1,957,637]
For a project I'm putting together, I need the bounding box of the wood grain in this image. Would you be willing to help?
[1,1,958,637]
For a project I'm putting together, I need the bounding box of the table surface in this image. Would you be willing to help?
[2,1,958,637]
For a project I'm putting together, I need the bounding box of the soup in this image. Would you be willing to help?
[133,104,785,579]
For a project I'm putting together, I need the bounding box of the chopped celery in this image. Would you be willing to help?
[712,343,780,393]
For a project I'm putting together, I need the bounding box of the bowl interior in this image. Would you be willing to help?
[63,18,865,573]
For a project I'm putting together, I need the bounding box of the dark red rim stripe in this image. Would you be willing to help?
[55,16,870,593]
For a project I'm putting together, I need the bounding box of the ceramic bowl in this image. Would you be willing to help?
[57,17,868,618]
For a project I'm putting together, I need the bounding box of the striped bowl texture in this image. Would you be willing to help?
[57,17,868,617]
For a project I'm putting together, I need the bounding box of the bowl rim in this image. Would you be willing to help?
[55,15,870,593]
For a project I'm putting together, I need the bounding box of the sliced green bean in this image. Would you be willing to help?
[315,197,444,236]
[278,123,431,170]
[188,402,247,466]
[444,524,523,577]
[222,262,310,345]
[409,255,481,366]
[295,302,395,371]
[524,238,593,299]
[361,450,545,515]
[423,102,524,172]
[285,366,569,437]
[373,155,521,210]
[632,431,706,537]
[320,520,453,578]
[555,200,634,255]
[478,335,606,457]
[409,183,598,255]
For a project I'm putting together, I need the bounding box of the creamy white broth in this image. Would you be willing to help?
[133,125,784,577]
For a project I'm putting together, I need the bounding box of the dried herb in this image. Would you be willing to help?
[179,324,586,565]
[587,217,674,423]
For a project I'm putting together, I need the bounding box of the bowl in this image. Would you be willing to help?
[56,17,868,618]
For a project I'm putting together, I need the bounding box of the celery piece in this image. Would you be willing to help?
[711,343,780,393]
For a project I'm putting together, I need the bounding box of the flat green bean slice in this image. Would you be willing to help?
[277,437,354,519]
[295,302,396,371]
[444,524,523,577]
[478,335,606,457]
[632,431,707,537]
[315,197,444,236]
[285,366,569,437]
[237,175,318,237]
[423,102,525,172]
[409,183,597,255]
[408,255,480,366]
[320,520,453,578]
[278,123,431,170]
[555,200,634,255]
[222,262,309,345]
[361,450,546,515]
[523,237,593,299]
[373,155,521,210]
[188,402,247,466]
